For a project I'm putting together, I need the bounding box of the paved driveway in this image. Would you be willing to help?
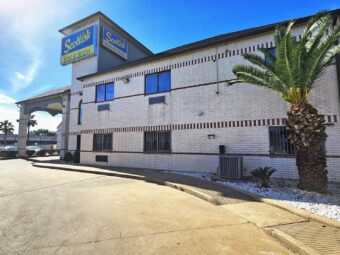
[0,159,292,255]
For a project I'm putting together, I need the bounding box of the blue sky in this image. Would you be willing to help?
[0,0,339,132]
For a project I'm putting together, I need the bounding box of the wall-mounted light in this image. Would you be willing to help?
[198,111,204,116]
[122,77,130,84]
[208,134,215,139]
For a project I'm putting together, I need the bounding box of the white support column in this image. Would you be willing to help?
[60,93,70,159]
[17,104,28,157]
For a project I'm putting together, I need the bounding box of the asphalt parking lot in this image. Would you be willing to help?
[0,159,293,255]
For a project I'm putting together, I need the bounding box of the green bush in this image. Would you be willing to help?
[26,150,35,157]
[64,152,73,162]
[0,150,17,158]
[36,150,46,157]
[48,148,54,155]
[251,167,276,188]
[73,151,80,163]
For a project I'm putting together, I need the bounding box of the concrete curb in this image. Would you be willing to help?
[33,163,220,205]
[264,228,320,255]
[33,162,340,228]
[32,162,328,255]
[215,181,340,228]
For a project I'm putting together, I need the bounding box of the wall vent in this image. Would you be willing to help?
[149,96,165,105]
[96,155,108,162]
[98,104,110,111]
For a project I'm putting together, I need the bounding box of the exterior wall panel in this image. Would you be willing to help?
[68,24,340,182]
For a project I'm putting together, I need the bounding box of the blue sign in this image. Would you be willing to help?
[102,26,128,59]
[60,24,98,65]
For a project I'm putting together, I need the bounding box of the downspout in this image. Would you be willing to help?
[215,47,220,94]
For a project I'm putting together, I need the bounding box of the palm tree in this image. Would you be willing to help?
[0,120,14,146]
[27,114,37,146]
[231,12,340,193]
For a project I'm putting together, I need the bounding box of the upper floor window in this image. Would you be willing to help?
[145,71,171,95]
[265,47,276,65]
[78,100,83,125]
[269,126,294,155]
[96,83,114,102]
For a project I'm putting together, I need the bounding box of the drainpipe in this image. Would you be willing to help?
[215,47,220,95]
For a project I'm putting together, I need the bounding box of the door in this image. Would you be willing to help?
[76,135,81,151]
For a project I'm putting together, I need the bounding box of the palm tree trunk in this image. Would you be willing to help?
[286,103,328,193]
[4,133,7,146]
[27,125,30,146]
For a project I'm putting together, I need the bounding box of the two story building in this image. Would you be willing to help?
[17,10,340,181]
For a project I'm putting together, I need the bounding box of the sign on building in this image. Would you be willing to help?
[102,26,128,60]
[60,24,98,65]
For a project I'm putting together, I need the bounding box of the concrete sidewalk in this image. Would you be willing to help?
[32,160,340,255]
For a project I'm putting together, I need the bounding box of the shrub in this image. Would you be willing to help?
[48,148,55,155]
[1,150,17,158]
[26,150,35,157]
[73,151,80,163]
[251,167,276,188]
[64,152,73,162]
[36,150,46,157]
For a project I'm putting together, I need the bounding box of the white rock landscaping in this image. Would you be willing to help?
[167,171,340,222]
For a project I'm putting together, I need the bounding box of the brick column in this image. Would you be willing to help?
[60,93,70,159]
[17,104,28,157]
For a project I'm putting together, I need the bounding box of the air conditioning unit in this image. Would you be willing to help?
[219,156,243,180]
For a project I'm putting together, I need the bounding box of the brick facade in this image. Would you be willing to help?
[67,23,340,182]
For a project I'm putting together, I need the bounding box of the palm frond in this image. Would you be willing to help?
[304,23,340,89]
[232,11,340,105]
[232,65,286,94]
[275,21,299,87]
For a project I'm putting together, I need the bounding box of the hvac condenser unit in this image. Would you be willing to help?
[219,156,243,180]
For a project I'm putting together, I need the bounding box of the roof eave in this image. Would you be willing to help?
[77,8,340,81]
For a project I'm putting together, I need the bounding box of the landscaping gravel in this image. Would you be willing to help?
[165,171,340,222]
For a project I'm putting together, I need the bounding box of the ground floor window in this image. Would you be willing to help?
[144,131,171,152]
[269,126,294,155]
[93,134,112,151]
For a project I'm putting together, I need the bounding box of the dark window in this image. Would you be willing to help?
[144,131,171,152]
[269,126,294,155]
[265,47,276,65]
[78,100,83,125]
[96,83,114,102]
[145,71,171,94]
[76,135,81,151]
[93,134,112,151]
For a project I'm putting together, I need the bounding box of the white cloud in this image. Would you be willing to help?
[0,0,88,92]
[12,59,42,90]
[0,94,16,104]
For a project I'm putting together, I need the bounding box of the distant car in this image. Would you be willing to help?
[26,146,43,156]
[3,146,17,151]
[26,146,41,152]
[1,146,17,158]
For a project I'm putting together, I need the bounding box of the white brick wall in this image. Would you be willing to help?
[67,24,340,182]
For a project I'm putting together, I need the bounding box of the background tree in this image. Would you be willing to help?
[231,12,340,193]
[32,129,56,136]
[0,120,14,146]
[27,114,37,146]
